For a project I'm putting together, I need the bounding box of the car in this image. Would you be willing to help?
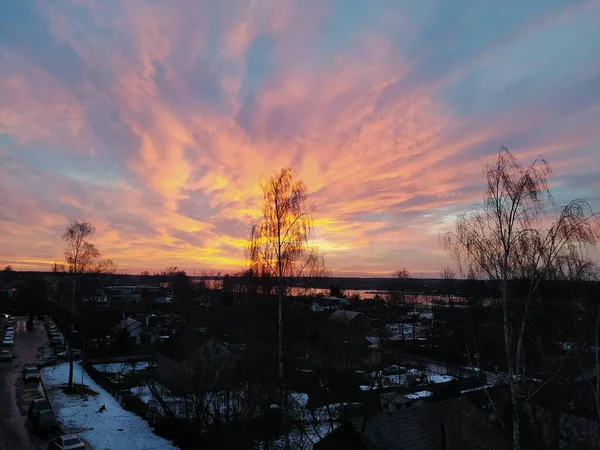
[23,367,40,382]
[57,349,82,359]
[48,434,85,449]
[50,337,63,347]
[0,349,13,361]
[28,397,51,420]
[23,361,37,373]
[37,356,58,368]
[382,365,407,376]
[34,409,58,432]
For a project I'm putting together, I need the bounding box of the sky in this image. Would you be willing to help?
[0,0,599,277]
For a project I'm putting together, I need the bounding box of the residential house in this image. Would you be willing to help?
[380,390,432,411]
[328,310,372,331]
[311,296,349,312]
[155,327,238,392]
[314,397,509,450]
[116,317,144,344]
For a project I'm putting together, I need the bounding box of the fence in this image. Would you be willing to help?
[84,362,151,422]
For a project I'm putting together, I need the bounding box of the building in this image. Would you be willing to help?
[116,317,144,344]
[380,390,432,411]
[155,327,238,392]
[311,296,349,312]
[315,397,508,450]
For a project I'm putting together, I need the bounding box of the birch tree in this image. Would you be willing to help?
[62,220,102,390]
[247,167,328,447]
[442,147,600,450]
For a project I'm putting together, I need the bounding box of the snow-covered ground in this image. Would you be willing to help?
[41,362,178,450]
[92,361,150,374]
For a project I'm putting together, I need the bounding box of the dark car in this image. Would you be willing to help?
[37,356,58,368]
[23,361,37,374]
[24,367,40,382]
[28,398,51,420]
[48,434,86,449]
[34,409,58,431]
[0,349,13,361]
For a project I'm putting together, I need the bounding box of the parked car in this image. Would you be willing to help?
[28,397,51,420]
[0,349,13,361]
[23,367,40,382]
[23,361,37,373]
[37,356,58,368]
[57,349,82,359]
[34,409,58,432]
[48,434,85,449]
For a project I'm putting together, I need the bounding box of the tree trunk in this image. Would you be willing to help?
[68,346,74,390]
[68,275,76,390]
[278,289,284,382]
[596,307,600,420]
[501,278,519,450]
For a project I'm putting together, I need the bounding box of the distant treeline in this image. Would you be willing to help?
[2,270,452,292]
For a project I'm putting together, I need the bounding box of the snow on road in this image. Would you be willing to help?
[41,362,178,450]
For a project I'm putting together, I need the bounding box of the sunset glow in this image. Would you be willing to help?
[1,0,599,276]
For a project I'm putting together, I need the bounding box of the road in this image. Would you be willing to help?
[0,317,54,450]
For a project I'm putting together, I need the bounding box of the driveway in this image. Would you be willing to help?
[0,317,54,450]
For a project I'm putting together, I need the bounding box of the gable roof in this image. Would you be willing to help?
[350,397,508,450]
[160,327,232,362]
[119,317,143,334]
[329,310,363,324]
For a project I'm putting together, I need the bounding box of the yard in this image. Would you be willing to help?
[41,362,178,450]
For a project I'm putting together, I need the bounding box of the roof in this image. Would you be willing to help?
[119,317,143,334]
[329,310,363,324]
[160,327,229,362]
[350,397,508,450]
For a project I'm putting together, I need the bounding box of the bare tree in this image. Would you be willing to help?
[442,147,600,450]
[247,167,327,447]
[441,267,456,307]
[62,220,103,390]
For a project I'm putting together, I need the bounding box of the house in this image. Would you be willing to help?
[155,327,238,392]
[116,317,144,344]
[301,316,378,371]
[311,296,349,312]
[380,390,432,411]
[329,310,372,331]
[103,286,143,305]
[314,397,509,450]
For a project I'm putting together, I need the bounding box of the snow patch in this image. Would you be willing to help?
[41,362,178,450]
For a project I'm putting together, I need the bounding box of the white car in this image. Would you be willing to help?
[48,434,85,449]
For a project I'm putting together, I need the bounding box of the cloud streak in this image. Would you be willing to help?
[0,0,599,276]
